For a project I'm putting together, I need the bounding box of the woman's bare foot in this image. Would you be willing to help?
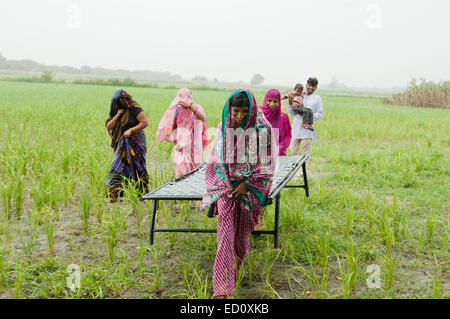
[254,214,264,231]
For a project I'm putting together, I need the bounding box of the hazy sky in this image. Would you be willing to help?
[1,0,449,87]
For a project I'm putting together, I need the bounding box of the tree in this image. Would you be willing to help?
[193,75,207,82]
[408,77,418,89]
[250,74,264,85]
[39,70,54,82]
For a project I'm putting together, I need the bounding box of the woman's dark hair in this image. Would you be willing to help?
[229,91,250,107]
[307,77,319,87]
[294,83,303,91]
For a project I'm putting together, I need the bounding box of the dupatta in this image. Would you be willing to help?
[259,88,292,156]
[200,89,276,217]
[156,88,209,175]
[156,88,208,148]
[108,89,141,150]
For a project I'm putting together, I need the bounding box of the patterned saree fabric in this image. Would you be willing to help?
[105,89,148,199]
[156,88,209,177]
[108,89,141,150]
[200,89,276,297]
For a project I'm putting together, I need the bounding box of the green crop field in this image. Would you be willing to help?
[0,81,448,299]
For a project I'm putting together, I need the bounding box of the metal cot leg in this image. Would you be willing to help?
[302,162,309,197]
[150,200,158,245]
[274,194,280,248]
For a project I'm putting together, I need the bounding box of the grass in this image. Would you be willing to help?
[0,81,448,299]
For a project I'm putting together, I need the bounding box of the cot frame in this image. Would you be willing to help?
[141,155,309,248]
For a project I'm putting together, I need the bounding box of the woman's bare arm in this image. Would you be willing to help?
[178,101,205,121]
[190,104,205,121]
[123,111,148,137]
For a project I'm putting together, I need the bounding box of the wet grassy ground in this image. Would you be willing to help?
[0,81,448,298]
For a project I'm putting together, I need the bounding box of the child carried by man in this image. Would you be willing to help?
[282,83,314,131]
[285,78,324,157]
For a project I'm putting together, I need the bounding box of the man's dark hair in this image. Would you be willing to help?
[229,91,250,107]
[294,83,304,91]
[307,77,319,87]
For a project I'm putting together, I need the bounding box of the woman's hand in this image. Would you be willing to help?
[231,182,248,198]
[123,129,133,137]
[179,101,193,108]
[175,142,182,152]
[106,109,126,130]
[123,112,148,138]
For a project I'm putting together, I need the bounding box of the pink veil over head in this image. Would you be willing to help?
[259,88,292,156]
[156,88,209,176]
[259,88,282,127]
[157,88,194,144]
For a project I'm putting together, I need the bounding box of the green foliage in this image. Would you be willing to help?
[406,77,450,91]
[192,75,207,82]
[39,70,54,83]
[0,53,183,82]
[0,82,448,299]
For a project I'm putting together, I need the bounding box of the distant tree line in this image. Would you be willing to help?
[0,53,183,82]
[0,71,234,92]
[406,77,450,91]
[1,53,273,87]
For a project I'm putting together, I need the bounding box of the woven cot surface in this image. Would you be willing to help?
[142,155,306,200]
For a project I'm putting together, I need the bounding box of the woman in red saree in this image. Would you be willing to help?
[200,89,276,298]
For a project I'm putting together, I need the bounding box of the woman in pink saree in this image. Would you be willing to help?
[259,88,292,156]
[200,89,276,298]
[157,88,209,177]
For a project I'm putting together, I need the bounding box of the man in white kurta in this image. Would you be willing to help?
[285,78,324,157]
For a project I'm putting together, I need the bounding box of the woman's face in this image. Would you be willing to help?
[230,105,249,127]
[267,98,279,109]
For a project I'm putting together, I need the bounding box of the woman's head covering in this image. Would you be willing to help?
[259,88,281,124]
[157,88,209,176]
[157,88,197,144]
[109,89,140,118]
[200,88,276,217]
[259,88,292,156]
[223,88,256,129]
[108,89,140,149]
